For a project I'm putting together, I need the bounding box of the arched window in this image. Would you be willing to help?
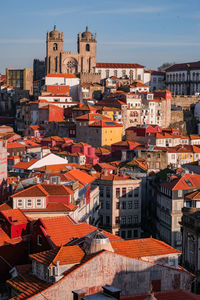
[86,44,90,51]
[53,43,58,51]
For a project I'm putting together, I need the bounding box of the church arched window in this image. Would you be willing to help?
[86,44,90,51]
[53,43,58,51]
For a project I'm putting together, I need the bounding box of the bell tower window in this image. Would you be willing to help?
[86,44,90,51]
[53,43,58,51]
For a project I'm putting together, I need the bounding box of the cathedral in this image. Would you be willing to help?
[45,25,145,83]
[45,25,97,75]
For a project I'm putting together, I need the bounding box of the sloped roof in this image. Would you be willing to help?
[161,174,200,191]
[30,245,85,266]
[7,264,51,299]
[38,216,121,247]
[13,159,38,170]
[11,183,73,198]
[96,63,144,68]
[1,208,29,225]
[46,73,78,78]
[65,169,95,185]
[111,238,181,258]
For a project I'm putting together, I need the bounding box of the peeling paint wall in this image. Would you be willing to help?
[31,251,193,300]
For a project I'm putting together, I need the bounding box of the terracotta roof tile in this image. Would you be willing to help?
[46,73,78,78]
[96,63,144,68]
[111,238,181,258]
[30,245,85,266]
[38,216,121,247]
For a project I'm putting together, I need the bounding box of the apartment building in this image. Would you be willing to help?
[97,174,142,239]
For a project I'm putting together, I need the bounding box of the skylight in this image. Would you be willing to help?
[185,179,193,187]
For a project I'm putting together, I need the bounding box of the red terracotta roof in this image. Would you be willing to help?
[46,73,78,78]
[0,228,22,246]
[30,245,85,266]
[111,238,181,258]
[13,159,38,170]
[65,169,95,185]
[1,208,29,225]
[161,174,200,191]
[89,119,123,128]
[7,264,51,299]
[38,216,121,247]
[96,63,144,68]
[185,189,200,201]
[7,142,25,149]
[11,183,73,198]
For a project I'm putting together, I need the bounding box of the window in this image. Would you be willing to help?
[127,230,132,238]
[106,70,109,78]
[128,188,133,198]
[128,201,132,209]
[106,187,111,198]
[138,74,141,80]
[134,188,139,197]
[86,44,90,51]
[106,201,110,209]
[100,186,104,197]
[122,201,126,209]
[134,200,139,209]
[133,215,138,224]
[122,70,126,76]
[133,229,138,237]
[17,199,22,207]
[115,216,119,224]
[53,43,58,51]
[114,70,118,77]
[106,216,110,225]
[37,235,42,246]
[116,188,120,198]
[116,202,119,209]
[27,199,32,207]
[178,190,183,197]
[37,199,41,206]
[100,201,104,209]
[121,231,126,238]
[122,187,126,197]
[128,215,132,224]
[121,216,126,224]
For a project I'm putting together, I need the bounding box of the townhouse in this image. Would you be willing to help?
[97,174,142,239]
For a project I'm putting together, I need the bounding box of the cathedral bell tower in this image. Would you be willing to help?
[77,26,97,73]
[46,25,63,74]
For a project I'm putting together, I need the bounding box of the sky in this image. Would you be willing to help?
[0,0,200,73]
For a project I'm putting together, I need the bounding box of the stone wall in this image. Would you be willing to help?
[171,96,200,109]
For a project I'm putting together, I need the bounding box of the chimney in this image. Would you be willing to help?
[102,285,121,300]
[72,289,86,300]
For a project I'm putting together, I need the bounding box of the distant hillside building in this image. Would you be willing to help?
[6,68,33,95]
[166,61,200,95]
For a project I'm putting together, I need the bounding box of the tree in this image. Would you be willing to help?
[158,62,175,71]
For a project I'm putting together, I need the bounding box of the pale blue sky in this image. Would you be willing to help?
[0,0,200,73]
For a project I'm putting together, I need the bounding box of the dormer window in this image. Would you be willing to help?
[53,43,58,51]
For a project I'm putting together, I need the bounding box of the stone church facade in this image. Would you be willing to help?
[46,26,98,77]
[45,26,145,83]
